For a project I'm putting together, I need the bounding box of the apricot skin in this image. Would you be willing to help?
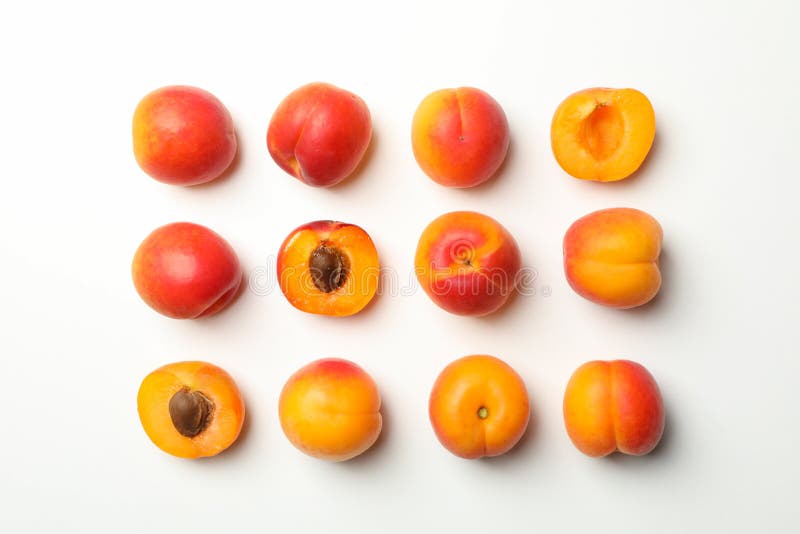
[563,360,664,457]
[564,207,662,309]
[137,361,246,459]
[267,82,372,187]
[277,220,379,317]
[429,355,530,459]
[551,87,655,182]
[133,85,237,186]
[415,211,521,316]
[412,87,509,188]
[279,358,382,462]
[132,222,242,319]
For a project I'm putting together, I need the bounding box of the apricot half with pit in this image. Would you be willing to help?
[551,87,655,182]
[277,220,379,316]
[137,361,246,459]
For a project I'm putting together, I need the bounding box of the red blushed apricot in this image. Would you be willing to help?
[411,87,510,188]
[267,82,372,187]
[132,222,242,319]
[551,88,655,182]
[429,355,530,459]
[564,207,662,309]
[563,360,664,457]
[137,361,246,459]
[277,220,379,316]
[133,85,237,186]
[279,358,382,462]
[415,211,521,316]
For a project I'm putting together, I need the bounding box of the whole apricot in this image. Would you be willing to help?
[564,207,662,309]
[132,222,242,319]
[412,87,509,188]
[279,358,382,462]
[267,82,372,187]
[563,360,664,457]
[137,361,246,459]
[133,85,237,186]
[429,355,530,459]
[415,211,521,316]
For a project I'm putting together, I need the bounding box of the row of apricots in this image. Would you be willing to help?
[133,83,654,187]
[132,206,661,320]
[138,357,664,460]
[131,82,664,461]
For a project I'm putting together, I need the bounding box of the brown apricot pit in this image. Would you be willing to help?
[309,244,349,293]
[169,388,213,438]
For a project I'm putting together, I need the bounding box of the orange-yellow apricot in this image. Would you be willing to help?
[551,88,655,181]
[279,358,382,462]
[429,355,530,459]
[412,87,509,188]
[137,361,246,459]
[564,207,662,309]
[563,360,664,457]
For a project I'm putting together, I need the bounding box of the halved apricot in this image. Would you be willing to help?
[137,361,245,459]
[277,220,379,316]
[551,88,655,182]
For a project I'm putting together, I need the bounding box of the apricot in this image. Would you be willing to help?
[415,211,521,316]
[137,361,245,458]
[563,360,664,457]
[411,87,510,188]
[132,222,242,319]
[132,85,237,186]
[277,220,379,316]
[564,208,662,309]
[279,358,382,462]
[267,82,372,187]
[429,355,529,459]
[551,87,655,182]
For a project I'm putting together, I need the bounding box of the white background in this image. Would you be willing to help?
[2,0,798,532]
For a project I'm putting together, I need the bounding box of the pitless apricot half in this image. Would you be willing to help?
[277,221,379,316]
[137,361,245,458]
[551,88,655,182]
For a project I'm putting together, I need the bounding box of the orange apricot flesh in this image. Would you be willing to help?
[277,220,379,316]
[137,361,245,459]
[551,88,655,182]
